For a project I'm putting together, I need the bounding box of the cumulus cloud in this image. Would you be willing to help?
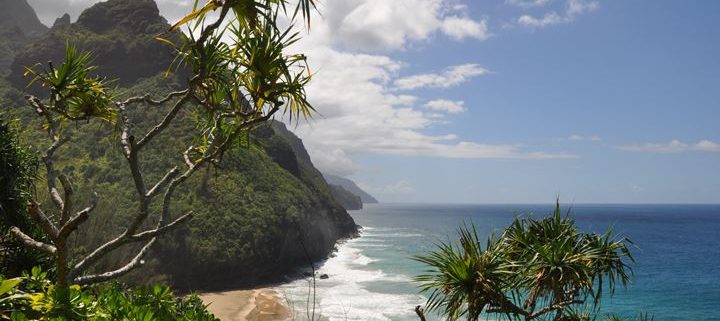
[516,0,598,28]
[394,64,490,91]
[313,0,491,51]
[507,0,552,8]
[441,16,491,41]
[568,134,601,142]
[618,140,720,153]
[424,99,466,113]
[288,46,575,175]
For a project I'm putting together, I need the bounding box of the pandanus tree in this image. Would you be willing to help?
[8,0,317,310]
[414,202,634,321]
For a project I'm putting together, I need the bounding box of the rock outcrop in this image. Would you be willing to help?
[8,0,181,89]
[0,0,48,74]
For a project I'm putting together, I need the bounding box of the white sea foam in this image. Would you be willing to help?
[281,238,424,321]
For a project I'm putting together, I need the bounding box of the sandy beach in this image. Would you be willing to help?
[199,288,292,321]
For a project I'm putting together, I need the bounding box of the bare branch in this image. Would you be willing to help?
[57,192,97,240]
[43,137,70,212]
[73,238,157,286]
[68,212,191,280]
[527,300,584,320]
[146,167,179,199]
[196,3,232,51]
[58,174,74,224]
[130,212,192,240]
[122,89,189,106]
[27,201,58,239]
[10,227,56,255]
[135,91,193,149]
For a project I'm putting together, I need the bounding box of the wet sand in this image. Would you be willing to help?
[199,288,291,321]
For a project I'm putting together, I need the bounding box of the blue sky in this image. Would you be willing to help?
[31,0,720,203]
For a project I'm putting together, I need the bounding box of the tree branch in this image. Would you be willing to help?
[130,212,192,240]
[73,238,157,285]
[57,192,97,240]
[68,212,191,281]
[527,300,584,320]
[146,167,179,199]
[135,91,193,149]
[9,227,56,255]
[27,201,58,239]
[122,90,189,106]
[58,174,74,224]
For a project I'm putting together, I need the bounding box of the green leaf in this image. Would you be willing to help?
[0,278,22,296]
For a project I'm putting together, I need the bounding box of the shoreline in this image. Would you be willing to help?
[199,287,292,321]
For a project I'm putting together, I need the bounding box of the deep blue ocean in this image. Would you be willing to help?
[282,204,720,321]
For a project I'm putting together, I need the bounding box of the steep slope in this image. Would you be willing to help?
[324,174,379,204]
[8,0,181,89]
[0,0,48,74]
[0,0,47,36]
[261,121,364,210]
[328,184,363,210]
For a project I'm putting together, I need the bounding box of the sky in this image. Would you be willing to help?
[28,0,720,204]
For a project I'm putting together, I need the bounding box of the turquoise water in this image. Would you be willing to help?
[281,203,720,321]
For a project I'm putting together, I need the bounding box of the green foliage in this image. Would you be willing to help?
[24,43,116,124]
[0,115,47,277]
[414,201,635,321]
[0,267,217,321]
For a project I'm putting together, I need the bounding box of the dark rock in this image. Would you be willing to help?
[0,0,48,38]
[319,274,329,279]
[0,0,48,73]
[51,14,71,29]
[8,0,184,90]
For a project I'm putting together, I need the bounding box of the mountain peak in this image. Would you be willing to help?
[76,0,166,34]
[52,14,71,29]
[8,0,182,89]
[0,0,48,37]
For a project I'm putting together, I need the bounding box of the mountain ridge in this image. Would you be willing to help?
[324,174,379,204]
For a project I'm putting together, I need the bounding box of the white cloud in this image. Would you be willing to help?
[441,16,491,41]
[394,64,490,91]
[568,134,601,142]
[618,140,720,153]
[518,12,564,27]
[315,0,490,51]
[424,99,466,113]
[516,0,598,28]
[276,5,577,176]
[507,0,552,8]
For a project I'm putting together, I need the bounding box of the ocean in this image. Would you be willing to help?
[280,203,720,321]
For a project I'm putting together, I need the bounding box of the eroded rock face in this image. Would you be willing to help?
[8,0,181,89]
[75,0,166,34]
[0,0,47,73]
[0,0,47,37]
[51,13,71,29]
